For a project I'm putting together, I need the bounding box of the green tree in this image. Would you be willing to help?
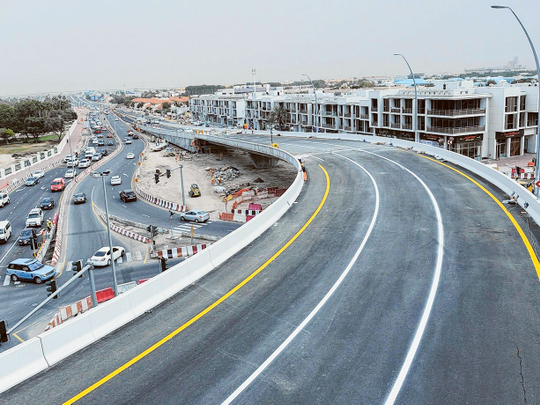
[0,103,16,130]
[162,102,171,111]
[268,104,289,131]
[0,128,14,144]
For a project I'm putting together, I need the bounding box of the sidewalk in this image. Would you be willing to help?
[481,153,536,177]
[0,119,86,188]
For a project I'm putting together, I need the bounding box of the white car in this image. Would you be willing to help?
[89,246,125,267]
[66,159,79,167]
[92,139,99,145]
[26,208,44,227]
[110,175,122,186]
[63,154,73,163]
[78,159,91,168]
[65,169,77,179]
[33,170,45,179]
[114,118,119,121]
[126,152,135,159]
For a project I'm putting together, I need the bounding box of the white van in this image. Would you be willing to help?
[0,220,12,243]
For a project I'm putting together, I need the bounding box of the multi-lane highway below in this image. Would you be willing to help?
[3,133,540,404]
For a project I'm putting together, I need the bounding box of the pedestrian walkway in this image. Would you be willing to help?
[481,153,537,177]
[174,221,212,233]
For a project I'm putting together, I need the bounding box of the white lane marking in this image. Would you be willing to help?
[66,261,73,271]
[126,252,132,262]
[134,250,142,261]
[3,275,10,286]
[328,143,445,403]
[0,240,19,265]
[117,257,123,264]
[222,154,380,405]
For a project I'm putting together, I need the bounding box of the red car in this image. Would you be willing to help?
[94,128,102,134]
[107,134,113,138]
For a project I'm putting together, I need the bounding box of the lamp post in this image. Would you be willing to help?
[179,164,185,207]
[303,73,319,133]
[394,53,419,143]
[92,170,119,295]
[492,5,540,197]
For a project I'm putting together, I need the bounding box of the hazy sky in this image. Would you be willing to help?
[1,0,540,97]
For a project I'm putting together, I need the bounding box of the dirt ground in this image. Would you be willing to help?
[135,139,298,220]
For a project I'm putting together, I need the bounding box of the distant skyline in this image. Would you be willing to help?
[1,0,539,97]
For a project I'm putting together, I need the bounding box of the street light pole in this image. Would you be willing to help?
[394,53,419,143]
[303,73,319,133]
[179,164,185,207]
[492,5,540,197]
[97,171,119,295]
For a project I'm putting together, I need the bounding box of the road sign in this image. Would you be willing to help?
[535,180,540,188]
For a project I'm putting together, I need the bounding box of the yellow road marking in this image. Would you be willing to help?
[421,155,540,279]
[12,311,55,342]
[64,166,330,404]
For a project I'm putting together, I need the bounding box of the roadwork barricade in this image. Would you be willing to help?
[96,287,115,303]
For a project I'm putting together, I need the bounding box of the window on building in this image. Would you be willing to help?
[520,95,526,110]
[505,113,517,130]
[383,99,390,112]
[505,97,518,112]
[528,112,538,127]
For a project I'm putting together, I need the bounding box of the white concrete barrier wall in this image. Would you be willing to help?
[0,338,49,392]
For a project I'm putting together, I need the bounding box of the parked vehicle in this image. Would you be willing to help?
[33,170,45,179]
[189,184,201,197]
[179,210,209,223]
[6,258,56,284]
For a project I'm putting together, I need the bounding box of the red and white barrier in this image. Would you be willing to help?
[156,243,211,259]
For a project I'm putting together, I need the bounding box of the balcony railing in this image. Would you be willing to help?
[391,108,401,113]
[427,108,486,116]
[391,123,401,128]
[360,114,369,120]
[426,125,485,134]
[371,121,378,126]
[343,112,352,117]
[402,108,412,114]
[322,123,335,129]
[402,124,412,129]
[371,107,378,112]
[322,111,338,117]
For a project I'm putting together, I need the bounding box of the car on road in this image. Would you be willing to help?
[127,130,134,136]
[39,197,55,210]
[110,175,122,186]
[63,155,73,163]
[94,128,102,134]
[65,169,77,179]
[25,177,39,187]
[33,170,45,179]
[66,159,79,167]
[126,152,135,159]
[107,140,114,146]
[119,189,137,202]
[51,177,65,192]
[18,228,35,246]
[189,184,201,197]
[0,192,10,208]
[114,117,119,121]
[26,208,44,227]
[91,154,101,162]
[101,126,107,131]
[0,220,12,243]
[133,134,139,139]
[125,138,132,144]
[7,258,56,284]
[98,140,105,146]
[92,139,99,145]
[73,192,87,204]
[78,159,91,168]
[106,134,113,138]
[179,209,210,223]
[88,246,125,267]
[98,149,108,157]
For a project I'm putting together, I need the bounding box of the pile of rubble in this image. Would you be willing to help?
[208,166,241,183]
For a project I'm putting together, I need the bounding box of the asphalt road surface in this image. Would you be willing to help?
[4,136,540,404]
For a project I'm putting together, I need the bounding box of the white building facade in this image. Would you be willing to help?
[189,81,539,160]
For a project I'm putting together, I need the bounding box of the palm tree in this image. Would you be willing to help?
[268,104,289,131]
